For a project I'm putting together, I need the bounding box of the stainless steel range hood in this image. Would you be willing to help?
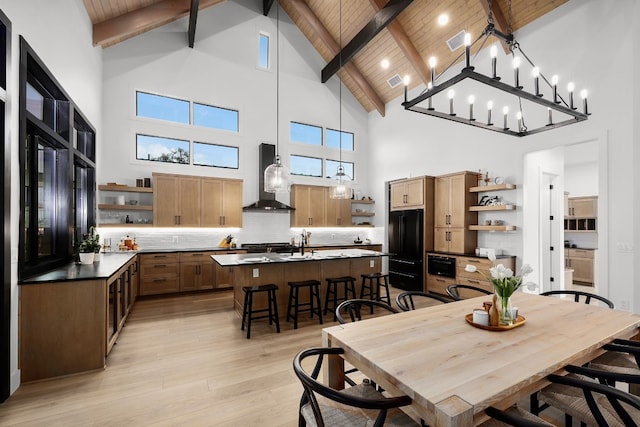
[243,143,294,212]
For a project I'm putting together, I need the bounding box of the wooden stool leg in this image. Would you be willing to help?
[271,289,280,333]
[313,284,323,324]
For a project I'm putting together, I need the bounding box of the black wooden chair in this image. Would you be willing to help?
[589,338,640,377]
[484,406,553,426]
[395,291,450,311]
[293,347,419,427]
[446,283,492,301]
[534,364,640,426]
[335,299,399,324]
[540,290,614,309]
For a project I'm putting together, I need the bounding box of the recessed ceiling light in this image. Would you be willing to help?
[381,59,390,69]
[438,14,449,26]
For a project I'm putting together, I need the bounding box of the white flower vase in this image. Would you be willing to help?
[498,294,514,326]
[79,252,95,264]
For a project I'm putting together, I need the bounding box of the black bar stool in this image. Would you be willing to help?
[241,284,280,339]
[286,279,323,329]
[324,276,357,320]
[360,273,391,306]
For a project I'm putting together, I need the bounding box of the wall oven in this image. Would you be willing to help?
[427,254,456,278]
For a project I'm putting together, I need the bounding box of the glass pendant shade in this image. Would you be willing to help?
[329,165,352,199]
[264,155,291,193]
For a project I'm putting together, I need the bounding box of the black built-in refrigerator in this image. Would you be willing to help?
[388,209,424,291]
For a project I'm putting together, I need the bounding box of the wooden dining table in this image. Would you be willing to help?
[322,292,640,426]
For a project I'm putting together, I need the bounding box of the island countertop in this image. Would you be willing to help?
[211,248,388,267]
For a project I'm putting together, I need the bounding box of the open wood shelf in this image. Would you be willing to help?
[98,204,153,211]
[99,185,153,193]
[351,199,375,204]
[351,224,375,227]
[469,204,515,212]
[352,212,375,217]
[469,225,517,231]
[469,183,516,193]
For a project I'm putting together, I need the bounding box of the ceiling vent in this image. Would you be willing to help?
[386,74,402,88]
[447,30,466,51]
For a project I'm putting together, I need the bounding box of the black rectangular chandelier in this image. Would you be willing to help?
[402,24,590,137]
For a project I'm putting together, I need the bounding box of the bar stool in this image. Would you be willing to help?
[286,279,323,329]
[324,276,357,321]
[241,284,280,339]
[360,273,391,306]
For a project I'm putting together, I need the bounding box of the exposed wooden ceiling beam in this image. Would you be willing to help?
[188,0,200,48]
[321,0,413,83]
[369,0,430,86]
[93,0,225,48]
[478,0,511,53]
[263,0,275,16]
[287,0,386,116]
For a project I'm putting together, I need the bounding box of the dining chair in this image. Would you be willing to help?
[293,347,420,427]
[446,283,492,301]
[395,291,450,311]
[335,299,399,324]
[589,338,640,377]
[539,290,614,309]
[484,406,553,426]
[534,364,640,426]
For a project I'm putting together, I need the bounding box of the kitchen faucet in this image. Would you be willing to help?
[300,229,306,255]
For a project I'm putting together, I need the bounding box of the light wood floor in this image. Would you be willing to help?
[1,288,565,426]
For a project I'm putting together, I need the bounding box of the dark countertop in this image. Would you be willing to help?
[212,248,388,267]
[426,251,515,259]
[20,252,137,284]
[136,246,242,253]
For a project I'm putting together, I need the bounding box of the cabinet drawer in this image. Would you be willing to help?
[456,277,493,294]
[426,274,455,296]
[568,249,594,259]
[179,251,215,262]
[456,257,493,279]
[139,277,180,295]
[140,263,179,277]
[140,253,179,265]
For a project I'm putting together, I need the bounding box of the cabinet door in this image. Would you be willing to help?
[291,185,311,226]
[571,198,597,217]
[448,174,468,227]
[434,177,450,227]
[571,257,594,284]
[426,274,454,295]
[222,180,243,227]
[180,262,200,291]
[433,228,450,252]
[326,197,351,226]
[154,175,179,226]
[405,178,424,207]
[447,228,467,254]
[390,182,407,210]
[177,176,201,226]
[201,178,223,227]
[199,261,215,290]
[308,186,326,226]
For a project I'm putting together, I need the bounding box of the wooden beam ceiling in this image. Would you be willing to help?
[92,0,225,48]
[321,0,414,83]
[478,0,511,53]
[187,0,199,48]
[284,0,386,116]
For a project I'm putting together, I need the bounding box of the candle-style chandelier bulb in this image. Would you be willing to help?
[464,32,472,68]
[552,75,560,103]
[502,106,509,130]
[580,89,589,115]
[516,111,523,132]
[403,75,410,102]
[468,95,475,121]
[448,89,455,116]
[567,82,576,109]
[532,66,541,96]
[490,44,498,79]
[487,100,493,125]
[513,57,522,89]
[429,56,437,85]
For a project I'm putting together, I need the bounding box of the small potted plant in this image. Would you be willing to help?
[78,226,101,264]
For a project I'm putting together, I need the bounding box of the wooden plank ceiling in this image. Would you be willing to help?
[82,0,568,116]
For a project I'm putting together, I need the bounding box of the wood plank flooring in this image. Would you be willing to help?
[1,288,565,426]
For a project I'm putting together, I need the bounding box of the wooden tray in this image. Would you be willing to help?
[465,313,526,331]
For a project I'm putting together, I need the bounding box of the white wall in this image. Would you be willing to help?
[100,0,377,247]
[368,0,638,311]
[0,0,102,394]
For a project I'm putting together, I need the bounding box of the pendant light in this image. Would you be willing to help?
[329,0,352,199]
[264,2,291,193]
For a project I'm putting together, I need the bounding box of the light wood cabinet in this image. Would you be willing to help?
[326,197,352,227]
[153,173,243,227]
[290,184,327,227]
[425,274,455,296]
[139,253,180,295]
[201,178,243,227]
[565,248,595,285]
[566,196,597,218]
[179,252,216,291]
[390,177,425,210]
[434,172,478,254]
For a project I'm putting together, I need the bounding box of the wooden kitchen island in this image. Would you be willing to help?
[211,249,387,319]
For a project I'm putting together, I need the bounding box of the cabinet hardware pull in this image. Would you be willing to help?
[469,260,480,263]
[153,255,167,258]
[468,279,480,284]
[153,278,166,282]
[155,264,166,268]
